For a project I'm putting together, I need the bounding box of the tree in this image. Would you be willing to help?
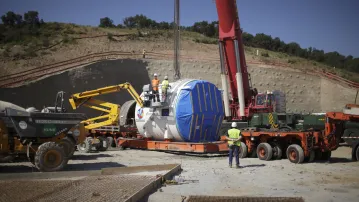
[242,32,254,46]
[253,33,273,50]
[272,37,281,52]
[324,51,346,68]
[116,24,124,28]
[1,11,23,27]
[99,17,114,28]
[345,58,359,73]
[24,11,40,25]
[286,42,301,56]
[158,21,170,29]
[123,16,136,28]
[310,48,325,62]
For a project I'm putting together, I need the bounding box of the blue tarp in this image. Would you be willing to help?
[175,80,224,142]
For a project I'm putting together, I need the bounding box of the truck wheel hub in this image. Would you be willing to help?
[44,151,61,167]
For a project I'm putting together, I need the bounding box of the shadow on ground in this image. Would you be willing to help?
[163,151,228,158]
[315,157,354,164]
[242,164,266,168]
[70,153,113,160]
[64,162,125,171]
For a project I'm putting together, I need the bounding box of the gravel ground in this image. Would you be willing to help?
[0,146,358,202]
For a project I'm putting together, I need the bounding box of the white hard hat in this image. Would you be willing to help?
[164,76,168,80]
[154,73,158,77]
[231,122,237,128]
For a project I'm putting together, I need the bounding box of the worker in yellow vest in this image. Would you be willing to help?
[226,122,242,168]
[161,76,170,101]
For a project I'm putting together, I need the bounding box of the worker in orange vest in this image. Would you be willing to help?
[152,73,160,102]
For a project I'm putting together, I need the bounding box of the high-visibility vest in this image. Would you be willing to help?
[162,80,169,91]
[227,128,241,146]
[152,79,160,91]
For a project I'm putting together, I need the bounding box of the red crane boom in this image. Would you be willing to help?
[215,0,273,121]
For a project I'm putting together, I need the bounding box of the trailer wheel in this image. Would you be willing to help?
[248,146,257,158]
[286,144,304,164]
[238,142,248,158]
[77,137,92,153]
[107,136,115,148]
[118,146,127,150]
[355,146,359,161]
[257,143,273,161]
[308,150,315,162]
[35,142,68,172]
[59,137,76,158]
[314,150,322,160]
[272,143,283,160]
[96,136,109,151]
[321,151,331,161]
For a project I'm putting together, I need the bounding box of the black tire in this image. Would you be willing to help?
[248,146,257,158]
[272,143,283,160]
[59,137,76,158]
[308,150,315,162]
[107,136,115,148]
[96,136,109,151]
[355,146,359,161]
[305,150,315,163]
[321,151,331,161]
[286,144,305,164]
[118,146,126,150]
[35,142,68,172]
[77,137,92,153]
[238,142,248,158]
[256,143,273,161]
[315,150,323,160]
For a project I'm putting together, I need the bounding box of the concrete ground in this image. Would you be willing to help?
[0,146,358,202]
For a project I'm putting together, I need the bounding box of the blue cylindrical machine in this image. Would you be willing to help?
[135,79,224,142]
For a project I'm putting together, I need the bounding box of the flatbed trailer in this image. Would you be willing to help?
[233,129,323,164]
[118,138,229,153]
[116,129,326,164]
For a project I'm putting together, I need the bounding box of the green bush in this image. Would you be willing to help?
[261,52,269,57]
[194,38,217,44]
[62,35,76,44]
[107,33,114,41]
[41,37,50,47]
[64,28,75,35]
[288,59,297,64]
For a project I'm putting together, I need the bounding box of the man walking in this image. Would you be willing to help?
[226,122,242,168]
[151,73,160,102]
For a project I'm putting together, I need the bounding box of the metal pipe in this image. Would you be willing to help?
[173,0,181,80]
[218,42,230,117]
[234,40,245,117]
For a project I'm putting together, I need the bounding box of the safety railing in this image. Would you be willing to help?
[0,50,358,89]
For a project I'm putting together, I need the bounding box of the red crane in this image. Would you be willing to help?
[215,0,274,121]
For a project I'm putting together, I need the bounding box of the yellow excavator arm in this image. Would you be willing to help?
[69,82,143,130]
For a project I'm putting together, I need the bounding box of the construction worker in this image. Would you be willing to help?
[226,122,242,168]
[161,76,170,101]
[152,73,160,102]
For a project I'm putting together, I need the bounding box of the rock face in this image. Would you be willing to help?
[0,59,150,117]
[0,58,356,114]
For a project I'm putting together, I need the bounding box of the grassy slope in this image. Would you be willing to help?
[0,23,358,82]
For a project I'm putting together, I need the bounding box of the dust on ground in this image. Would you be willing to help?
[0,146,358,202]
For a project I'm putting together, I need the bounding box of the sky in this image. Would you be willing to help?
[1,0,358,57]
